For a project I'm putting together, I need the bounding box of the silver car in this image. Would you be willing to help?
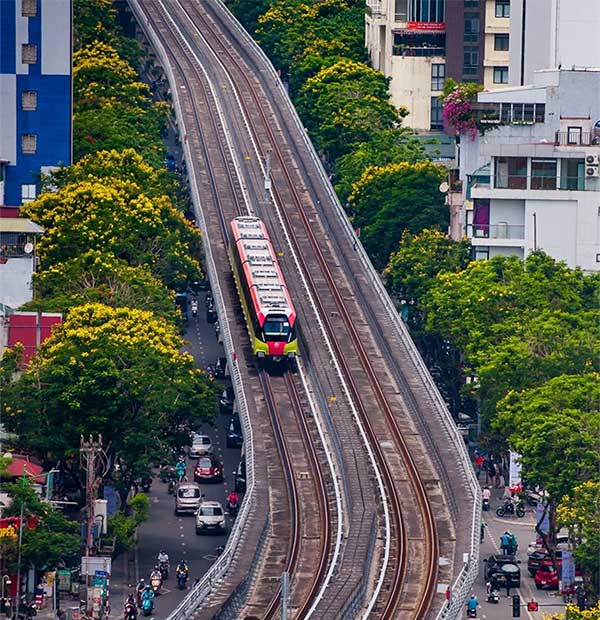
[189,434,213,458]
[195,501,226,534]
[174,483,202,515]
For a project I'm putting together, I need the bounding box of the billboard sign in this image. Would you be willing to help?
[406,21,445,31]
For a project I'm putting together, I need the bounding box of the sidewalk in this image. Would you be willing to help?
[470,479,565,620]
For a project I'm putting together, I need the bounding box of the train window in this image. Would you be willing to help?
[263,315,291,342]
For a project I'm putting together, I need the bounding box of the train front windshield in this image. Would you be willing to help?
[262,314,294,342]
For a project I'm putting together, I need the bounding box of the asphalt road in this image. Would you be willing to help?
[133,292,243,619]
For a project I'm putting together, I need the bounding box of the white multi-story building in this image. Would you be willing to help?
[509,0,600,86]
[455,68,600,271]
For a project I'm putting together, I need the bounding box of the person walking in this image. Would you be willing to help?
[508,531,518,555]
[494,463,502,488]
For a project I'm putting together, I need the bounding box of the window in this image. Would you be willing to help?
[409,0,445,22]
[395,0,408,21]
[495,157,527,189]
[535,104,545,123]
[495,0,510,17]
[560,158,585,190]
[463,48,479,74]
[473,247,490,260]
[531,159,557,190]
[464,0,479,6]
[22,44,37,64]
[21,184,37,203]
[430,96,443,130]
[431,63,445,91]
[493,66,508,83]
[21,134,37,154]
[464,15,480,42]
[567,127,582,145]
[494,34,509,51]
[22,90,37,111]
[22,0,37,17]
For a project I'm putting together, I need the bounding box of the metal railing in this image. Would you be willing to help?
[206,3,481,618]
[555,131,600,146]
[493,174,588,191]
[392,45,445,56]
[126,4,258,620]
[465,223,524,240]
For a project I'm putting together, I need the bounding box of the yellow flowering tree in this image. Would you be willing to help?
[558,481,600,587]
[545,604,600,620]
[25,250,178,322]
[21,179,201,290]
[2,304,217,501]
[347,160,447,268]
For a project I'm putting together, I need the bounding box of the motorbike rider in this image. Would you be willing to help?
[158,550,169,567]
[226,491,239,508]
[150,565,163,590]
[135,579,145,606]
[176,559,189,578]
[467,594,478,616]
[482,486,491,511]
[175,458,187,482]
[124,594,137,620]
[191,299,198,316]
[141,585,154,611]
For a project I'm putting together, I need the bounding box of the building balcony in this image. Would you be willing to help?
[392,45,445,57]
[555,131,600,146]
[492,174,588,191]
[466,223,525,241]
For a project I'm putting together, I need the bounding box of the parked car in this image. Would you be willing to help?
[528,550,563,576]
[226,416,243,449]
[484,554,521,588]
[234,458,246,493]
[534,565,581,590]
[194,456,223,483]
[195,501,226,534]
[219,386,234,415]
[189,434,213,458]
[174,483,202,515]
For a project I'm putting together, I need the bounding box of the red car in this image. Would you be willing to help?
[534,565,581,590]
[194,456,223,482]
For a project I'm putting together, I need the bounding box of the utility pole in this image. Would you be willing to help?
[80,435,106,613]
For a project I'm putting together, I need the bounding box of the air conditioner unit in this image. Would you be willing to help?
[586,165,600,177]
[585,153,599,166]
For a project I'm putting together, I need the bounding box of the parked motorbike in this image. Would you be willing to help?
[13,601,37,620]
[168,478,176,494]
[496,500,525,518]
[176,570,188,590]
[487,589,499,604]
[141,476,152,493]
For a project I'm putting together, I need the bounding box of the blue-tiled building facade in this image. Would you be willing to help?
[0,0,72,207]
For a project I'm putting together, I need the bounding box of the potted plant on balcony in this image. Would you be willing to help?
[441,79,484,140]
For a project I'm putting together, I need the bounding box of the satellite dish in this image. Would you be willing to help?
[24,242,34,254]
[439,181,450,193]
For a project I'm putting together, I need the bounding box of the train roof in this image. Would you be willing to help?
[230,216,296,324]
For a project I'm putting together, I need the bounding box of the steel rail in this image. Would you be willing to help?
[183,5,438,618]
[136,5,341,619]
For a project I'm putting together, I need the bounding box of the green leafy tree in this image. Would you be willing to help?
[334,129,426,204]
[227,0,270,34]
[2,304,217,501]
[495,374,600,560]
[108,493,150,554]
[558,481,600,588]
[348,161,447,269]
[73,0,140,65]
[25,251,178,322]
[21,179,201,291]
[297,59,401,160]
[1,479,80,571]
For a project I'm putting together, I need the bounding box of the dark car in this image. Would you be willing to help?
[219,385,234,415]
[226,416,243,449]
[193,456,223,483]
[484,554,521,588]
[234,458,246,493]
[528,550,563,577]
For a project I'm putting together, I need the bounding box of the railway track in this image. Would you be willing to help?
[128,1,475,619]
[138,4,338,617]
[172,2,439,618]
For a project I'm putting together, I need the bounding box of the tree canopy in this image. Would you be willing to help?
[2,304,217,497]
[21,179,201,291]
[348,161,447,269]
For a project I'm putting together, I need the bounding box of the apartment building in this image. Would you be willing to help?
[509,0,600,86]
[0,0,72,207]
[456,68,600,271]
[365,0,510,131]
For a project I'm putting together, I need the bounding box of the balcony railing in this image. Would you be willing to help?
[0,241,35,259]
[555,131,600,146]
[466,223,525,240]
[493,174,587,191]
[393,45,445,56]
